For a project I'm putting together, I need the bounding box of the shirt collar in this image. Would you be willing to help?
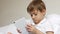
[39,18,46,24]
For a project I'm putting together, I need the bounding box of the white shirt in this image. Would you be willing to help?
[28,14,60,34]
[46,14,60,34]
[31,17,53,34]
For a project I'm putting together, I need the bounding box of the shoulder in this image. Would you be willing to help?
[47,14,60,19]
[46,14,60,25]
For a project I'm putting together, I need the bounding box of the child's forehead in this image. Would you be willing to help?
[29,10,38,14]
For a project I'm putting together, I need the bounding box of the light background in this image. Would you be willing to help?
[0,0,60,27]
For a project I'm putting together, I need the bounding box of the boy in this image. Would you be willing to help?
[8,0,54,34]
[25,0,54,34]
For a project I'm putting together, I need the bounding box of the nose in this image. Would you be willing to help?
[32,15,35,19]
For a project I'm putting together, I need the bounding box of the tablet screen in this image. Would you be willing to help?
[14,17,29,34]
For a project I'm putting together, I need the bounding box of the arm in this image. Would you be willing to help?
[35,29,44,34]
[7,32,12,34]
[6,28,21,34]
[46,31,54,34]
[26,24,44,34]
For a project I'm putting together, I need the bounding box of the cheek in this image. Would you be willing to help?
[37,14,41,18]
[35,16,40,22]
[36,14,43,20]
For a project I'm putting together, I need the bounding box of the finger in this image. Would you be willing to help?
[27,29,32,32]
[25,26,32,32]
[25,26,31,29]
[17,28,22,33]
[7,32,12,34]
[27,24,32,27]
[26,25,32,29]
[25,27,32,32]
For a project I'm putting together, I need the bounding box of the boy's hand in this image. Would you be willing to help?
[17,28,22,34]
[7,32,12,34]
[7,28,22,34]
[25,24,37,34]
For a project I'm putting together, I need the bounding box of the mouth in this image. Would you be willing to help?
[33,19,37,22]
[33,19,36,21]
[33,19,40,24]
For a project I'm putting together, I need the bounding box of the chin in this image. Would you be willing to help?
[34,21,39,24]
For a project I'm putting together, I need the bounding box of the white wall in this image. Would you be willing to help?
[0,0,32,27]
[0,0,60,27]
[43,0,60,14]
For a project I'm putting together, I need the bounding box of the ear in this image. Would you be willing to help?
[41,9,46,16]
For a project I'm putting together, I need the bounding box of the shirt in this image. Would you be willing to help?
[46,14,60,34]
[26,17,53,34]
[27,14,60,34]
[31,17,53,34]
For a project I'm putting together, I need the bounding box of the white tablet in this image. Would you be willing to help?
[14,17,29,34]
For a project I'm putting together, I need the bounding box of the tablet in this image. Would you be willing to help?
[14,17,29,34]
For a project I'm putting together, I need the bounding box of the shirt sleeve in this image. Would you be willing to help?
[45,21,54,32]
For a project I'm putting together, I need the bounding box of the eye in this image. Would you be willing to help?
[31,14,33,16]
[35,14,37,16]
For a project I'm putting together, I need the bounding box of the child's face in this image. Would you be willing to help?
[29,9,46,24]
